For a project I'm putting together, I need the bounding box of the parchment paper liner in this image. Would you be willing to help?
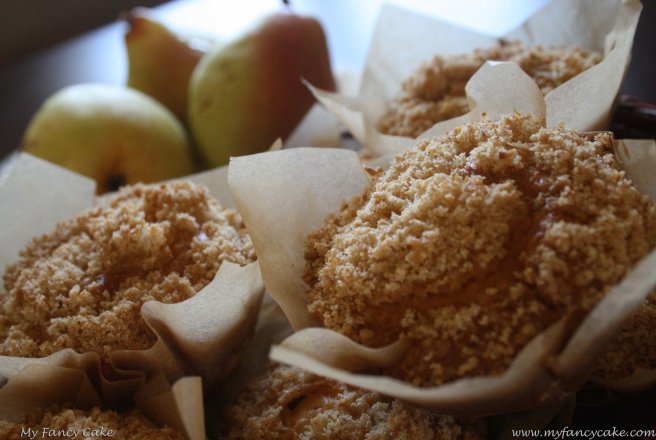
[0,364,205,440]
[585,138,656,393]
[228,87,656,414]
[309,0,641,157]
[203,292,576,437]
[205,293,294,439]
[135,375,205,440]
[0,154,264,412]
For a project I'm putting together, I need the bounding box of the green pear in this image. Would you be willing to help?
[125,8,207,124]
[21,84,194,193]
[189,11,336,167]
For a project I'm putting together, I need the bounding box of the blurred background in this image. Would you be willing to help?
[1,0,654,159]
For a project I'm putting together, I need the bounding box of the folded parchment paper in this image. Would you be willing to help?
[228,64,656,416]
[205,292,576,438]
[0,154,264,415]
[310,0,641,157]
[1,367,205,440]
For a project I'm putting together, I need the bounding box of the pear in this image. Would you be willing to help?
[22,84,194,194]
[189,11,336,167]
[125,8,207,124]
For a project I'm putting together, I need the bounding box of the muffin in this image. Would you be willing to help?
[0,405,183,440]
[0,181,255,360]
[593,291,656,382]
[378,41,601,137]
[221,364,484,440]
[305,114,656,387]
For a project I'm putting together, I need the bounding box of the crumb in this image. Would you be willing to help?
[305,114,656,387]
[0,405,184,439]
[221,364,485,440]
[378,41,601,137]
[0,181,255,360]
[594,290,656,380]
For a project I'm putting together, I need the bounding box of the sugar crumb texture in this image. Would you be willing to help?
[378,41,601,137]
[305,114,656,387]
[221,364,484,439]
[0,181,255,360]
[594,290,656,380]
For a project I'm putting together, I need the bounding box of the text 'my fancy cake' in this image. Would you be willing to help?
[0,405,184,440]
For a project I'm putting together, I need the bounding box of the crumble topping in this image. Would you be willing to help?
[221,364,484,440]
[378,41,601,137]
[0,181,255,360]
[305,114,656,387]
[594,291,656,380]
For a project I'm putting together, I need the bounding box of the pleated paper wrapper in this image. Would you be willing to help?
[227,62,656,417]
[203,284,578,437]
[309,0,642,157]
[0,154,265,438]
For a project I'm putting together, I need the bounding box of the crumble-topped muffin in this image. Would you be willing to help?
[593,291,656,381]
[378,41,601,137]
[0,181,255,360]
[0,405,184,440]
[221,364,485,440]
[305,114,656,387]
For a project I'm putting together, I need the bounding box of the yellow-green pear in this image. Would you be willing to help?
[125,8,207,123]
[189,11,336,167]
[21,84,194,193]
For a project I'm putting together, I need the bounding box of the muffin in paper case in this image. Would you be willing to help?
[0,154,264,411]
[227,63,656,416]
[308,0,641,157]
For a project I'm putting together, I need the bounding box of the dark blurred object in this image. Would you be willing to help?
[572,384,656,433]
[612,95,656,139]
[621,0,656,103]
[0,0,168,64]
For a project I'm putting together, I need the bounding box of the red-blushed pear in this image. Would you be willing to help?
[125,8,207,124]
[21,84,194,194]
[188,11,336,167]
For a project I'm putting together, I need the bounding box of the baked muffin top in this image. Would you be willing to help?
[594,290,656,381]
[0,181,255,359]
[306,114,656,387]
[378,41,601,137]
[221,364,484,440]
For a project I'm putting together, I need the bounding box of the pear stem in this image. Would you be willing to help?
[106,174,127,193]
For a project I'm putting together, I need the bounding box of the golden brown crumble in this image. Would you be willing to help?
[0,405,184,439]
[221,364,484,440]
[305,114,656,387]
[0,181,255,360]
[594,290,656,380]
[378,41,601,137]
